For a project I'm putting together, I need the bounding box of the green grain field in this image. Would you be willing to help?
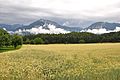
[0,43,120,80]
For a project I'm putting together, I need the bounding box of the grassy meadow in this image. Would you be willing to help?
[0,46,21,53]
[0,43,120,80]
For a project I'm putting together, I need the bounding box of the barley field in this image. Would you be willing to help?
[0,43,120,80]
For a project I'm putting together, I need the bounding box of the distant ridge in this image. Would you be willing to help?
[86,22,120,30]
[17,19,82,32]
[0,24,23,31]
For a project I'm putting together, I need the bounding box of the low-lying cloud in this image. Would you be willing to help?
[15,24,70,34]
[81,27,120,34]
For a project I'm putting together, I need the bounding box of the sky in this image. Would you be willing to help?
[0,0,120,27]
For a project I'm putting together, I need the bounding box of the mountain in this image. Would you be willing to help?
[17,19,82,32]
[0,19,82,34]
[82,22,120,34]
[1,21,120,34]
[0,24,23,31]
[86,22,120,30]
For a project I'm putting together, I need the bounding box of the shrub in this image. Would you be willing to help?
[33,38,44,44]
[79,39,85,43]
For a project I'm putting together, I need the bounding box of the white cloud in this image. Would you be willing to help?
[15,24,70,34]
[81,27,120,34]
[114,27,120,32]
[3,28,6,31]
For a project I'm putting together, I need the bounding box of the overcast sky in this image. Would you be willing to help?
[0,0,120,27]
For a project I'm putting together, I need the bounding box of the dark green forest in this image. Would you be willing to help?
[23,31,120,44]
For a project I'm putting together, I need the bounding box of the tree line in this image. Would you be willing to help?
[23,31,120,44]
[1,28,120,46]
[0,29,23,48]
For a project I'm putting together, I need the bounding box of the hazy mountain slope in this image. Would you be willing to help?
[0,24,23,31]
[17,19,82,32]
[86,22,120,30]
